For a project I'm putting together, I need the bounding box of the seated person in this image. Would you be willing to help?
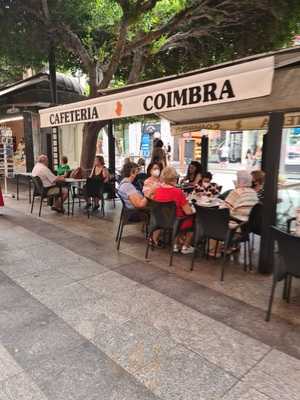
[85,155,109,211]
[143,162,163,198]
[195,172,220,196]
[32,154,67,212]
[118,162,148,212]
[251,170,265,202]
[182,161,202,186]
[56,156,71,176]
[225,170,258,222]
[154,166,194,254]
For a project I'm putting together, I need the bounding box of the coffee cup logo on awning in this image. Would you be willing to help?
[143,80,235,112]
[115,101,123,116]
[49,106,99,125]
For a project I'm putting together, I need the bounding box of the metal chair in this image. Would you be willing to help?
[85,177,105,216]
[191,206,247,281]
[115,191,149,250]
[266,226,300,321]
[145,200,192,266]
[30,176,62,217]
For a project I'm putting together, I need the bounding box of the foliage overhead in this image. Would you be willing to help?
[0,0,299,90]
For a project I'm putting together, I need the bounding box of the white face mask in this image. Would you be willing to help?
[152,169,160,177]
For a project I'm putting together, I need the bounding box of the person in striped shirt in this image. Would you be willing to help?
[225,170,258,222]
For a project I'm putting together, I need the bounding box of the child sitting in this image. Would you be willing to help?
[56,156,71,176]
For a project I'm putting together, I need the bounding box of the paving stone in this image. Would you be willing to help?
[54,259,108,281]
[135,344,237,400]
[241,349,300,400]
[12,269,76,297]
[0,344,23,382]
[29,341,159,400]
[0,372,48,400]
[80,270,139,297]
[35,282,102,315]
[2,315,85,370]
[132,286,270,378]
[91,319,177,373]
[222,382,272,400]
[60,299,130,339]
[114,261,168,285]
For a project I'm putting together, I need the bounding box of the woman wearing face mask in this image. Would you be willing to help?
[143,162,163,198]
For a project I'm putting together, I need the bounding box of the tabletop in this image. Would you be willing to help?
[64,178,86,183]
[16,172,32,177]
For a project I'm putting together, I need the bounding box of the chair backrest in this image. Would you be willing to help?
[195,205,230,241]
[86,177,105,197]
[148,200,177,231]
[31,176,45,196]
[248,203,263,235]
[271,226,300,279]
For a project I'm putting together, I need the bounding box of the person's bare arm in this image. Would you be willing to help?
[103,167,109,183]
[193,174,202,185]
[128,193,147,208]
[182,202,194,215]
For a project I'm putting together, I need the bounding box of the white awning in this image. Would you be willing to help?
[39,56,274,128]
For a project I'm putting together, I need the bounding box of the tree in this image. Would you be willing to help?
[1,0,300,171]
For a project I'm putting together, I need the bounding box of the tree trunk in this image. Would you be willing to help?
[80,120,107,176]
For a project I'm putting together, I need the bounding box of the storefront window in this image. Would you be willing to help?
[277,127,300,228]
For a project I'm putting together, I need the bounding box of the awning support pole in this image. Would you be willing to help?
[258,112,284,274]
[201,135,209,173]
[108,120,115,176]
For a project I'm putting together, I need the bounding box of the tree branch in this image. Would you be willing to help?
[41,0,50,21]
[128,47,148,84]
[99,20,129,88]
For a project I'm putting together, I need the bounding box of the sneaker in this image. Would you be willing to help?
[173,244,180,253]
[181,246,194,255]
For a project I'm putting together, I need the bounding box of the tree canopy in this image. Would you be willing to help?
[1,0,300,90]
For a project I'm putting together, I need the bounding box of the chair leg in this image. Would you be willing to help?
[117,222,124,250]
[251,233,255,251]
[30,195,35,214]
[220,242,229,282]
[39,196,43,217]
[169,235,175,266]
[191,247,197,271]
[283,275,289,300]
[266,279,277,321]
[248,240,252,270]
[72,196,75,216]
[145,234,152,259]
[115,216,122,242]
[287,276,292,304]
[243,242,247,272]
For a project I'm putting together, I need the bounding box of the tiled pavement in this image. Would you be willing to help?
[1,191,300,399]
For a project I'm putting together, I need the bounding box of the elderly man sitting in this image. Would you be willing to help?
[224,170,259,223]
[32,155,68,212]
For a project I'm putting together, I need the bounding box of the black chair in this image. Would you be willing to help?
[287,217,296,233]
[30,176,62,217]
[145,200,193,266]
[85,177,105,216]
[115,191,149,250]
[266,226,300,321]
[247,203,263,250]
[191,206,247,281]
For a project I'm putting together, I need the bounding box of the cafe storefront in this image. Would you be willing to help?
[39,47,300,274]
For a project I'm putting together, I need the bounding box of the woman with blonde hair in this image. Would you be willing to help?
[154,166,194,254]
